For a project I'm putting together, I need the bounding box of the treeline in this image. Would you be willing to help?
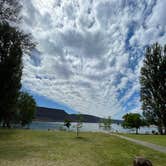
[0,0,36,128]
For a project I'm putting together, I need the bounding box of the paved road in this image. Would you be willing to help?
[112,134,166,153]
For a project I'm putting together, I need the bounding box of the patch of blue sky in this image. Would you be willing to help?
[123,92,140,112]
[117,81,133,101]
[29,49,42,67]
[125,21,138,51]
[21,87,77,114]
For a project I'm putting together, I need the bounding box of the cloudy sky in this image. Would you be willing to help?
[21,0,166,119]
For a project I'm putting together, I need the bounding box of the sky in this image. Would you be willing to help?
[21,0,166,119]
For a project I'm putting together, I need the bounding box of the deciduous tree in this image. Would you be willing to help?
[0,23,22,127]
[122,113,145,134]
[64,119,71,130]
[0,0,35,127]
[99,116,112,131]
[0,0,21,23]
[76,113,83,137]
[140,43,166,134]
[16,92,36,127]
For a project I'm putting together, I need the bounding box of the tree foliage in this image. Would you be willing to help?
[100,116,112,130]
[122,113,145,134]
[0,23,23,127]
[0,0,35,127]
[0,0,21,23]
[140,43,166,134]
[0,0,35,51]
[16,92,36,127]
[64,119,71,129]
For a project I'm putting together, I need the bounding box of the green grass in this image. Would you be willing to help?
[119,133,166,147]
[0,129,166,166]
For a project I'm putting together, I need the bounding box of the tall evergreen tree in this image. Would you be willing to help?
[0,0,34,127]
[140,43,166,134]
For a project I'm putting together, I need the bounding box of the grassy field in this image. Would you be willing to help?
[119,133,166,147]
[0,129,166,166]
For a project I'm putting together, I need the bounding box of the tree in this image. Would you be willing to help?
[0,0,35,51]
[64,119,71,130]
[122,113,145,134]
[16,92,36,127]
[140,43,166,134]
[99,116,112,131]
[0,0,34,127]
[76,113,83,137]
[0,23,22,127]
[0,0,21,23]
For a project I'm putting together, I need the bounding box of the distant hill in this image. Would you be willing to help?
[35,106,123,124]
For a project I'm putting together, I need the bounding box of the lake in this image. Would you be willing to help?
[29,121,158,134]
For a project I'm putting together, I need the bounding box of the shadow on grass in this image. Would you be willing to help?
[0,128,19,139]
[73,136,90,142]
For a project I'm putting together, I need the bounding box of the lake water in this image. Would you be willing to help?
[29,121,158,134]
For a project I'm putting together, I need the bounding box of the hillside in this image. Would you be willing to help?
[35,106,123,124]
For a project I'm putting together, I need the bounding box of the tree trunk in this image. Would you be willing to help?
[136,128,138,134]
[76,126,79,137]
[2,122,6,127]
[3,116,11,128]
[164,126,166,135]
[158,126,163,135]
[6,121,11,128]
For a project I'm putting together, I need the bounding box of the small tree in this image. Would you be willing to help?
[122,113,145,134]
[17,92,36,127]
[76,113,83,137]
[100,116,112,131]
[64,119,71,130]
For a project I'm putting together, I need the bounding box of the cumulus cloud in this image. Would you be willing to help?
[21,0,166,118]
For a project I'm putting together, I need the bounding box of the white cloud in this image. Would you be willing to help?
[130,0,166,46]
[21,0,166,118]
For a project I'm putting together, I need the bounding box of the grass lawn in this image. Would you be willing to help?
[0,129,166,166]
[119,133,166,147]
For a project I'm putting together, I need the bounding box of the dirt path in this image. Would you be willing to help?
[112,134,166,153]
